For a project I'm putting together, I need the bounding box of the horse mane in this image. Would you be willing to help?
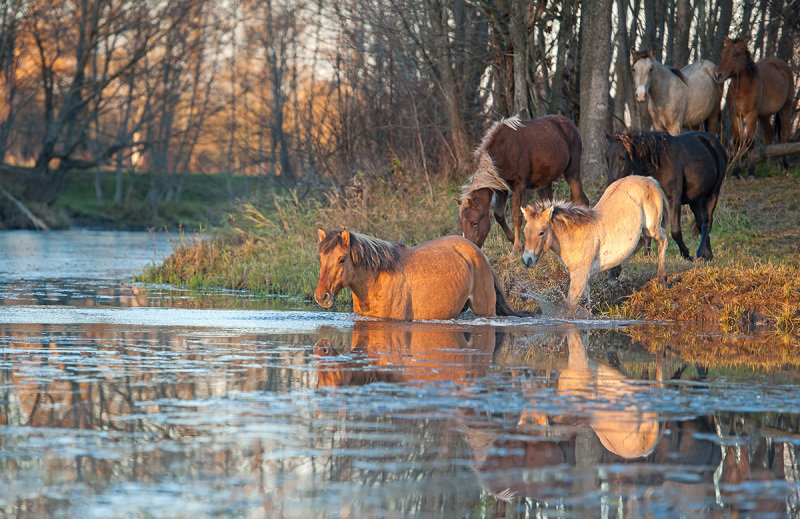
[319,229,404,272]
[459,153,511,201]
[529,199,597,229]
[474,115,524,157]
[614,130,671,169]
[668,66,688,84]
[631,49,651,66]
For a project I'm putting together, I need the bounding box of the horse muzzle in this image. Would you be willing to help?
[521,252,537,269]
[635,86,646,102]
[713,71,728,83]
[314,291,334,308]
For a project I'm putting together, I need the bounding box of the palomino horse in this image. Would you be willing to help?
[314,229,526,320]
[714,37,793,176]
[521,176,668,310]
[632,49,723,135]
[605,130,726,261]
[458,115,589,252]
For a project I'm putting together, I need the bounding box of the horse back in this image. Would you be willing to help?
[756,57,793,113]
[673,131,726,199]
[487,114,579,187]
[681,60,723,127]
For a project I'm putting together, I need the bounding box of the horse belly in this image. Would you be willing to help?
[596,219,643,270]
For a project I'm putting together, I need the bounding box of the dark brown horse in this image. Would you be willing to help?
[605,130,726,262]
[458,115,589,252]
[714,37,793,175]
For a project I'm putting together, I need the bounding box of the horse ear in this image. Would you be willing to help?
[544,205,555,221]
[723,36,731,47]
[339,229,350,248]
[317,228,327,242]
[522,206,533,220]
[648,49,655,59]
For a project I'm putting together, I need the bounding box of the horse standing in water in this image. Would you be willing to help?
[521,176,668,310]
[631,49,723,135]
[314,229,526,320]
[714,37,793,176]
[458,115,589,252]
[605,130,726,261]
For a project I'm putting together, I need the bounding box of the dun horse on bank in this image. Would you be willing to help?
[521,176,669,310]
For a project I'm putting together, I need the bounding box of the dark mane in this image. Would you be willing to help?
[631,49,651,66]
[668,66,688,84]
[319,229,404,272]
[613,130,671,169]
[529,200,597,229]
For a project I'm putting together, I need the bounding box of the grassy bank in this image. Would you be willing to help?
[0,166,253,230]
[139,166,800,336]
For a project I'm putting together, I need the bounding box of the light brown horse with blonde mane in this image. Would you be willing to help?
[314,229,526,320]
[521,176,668,310]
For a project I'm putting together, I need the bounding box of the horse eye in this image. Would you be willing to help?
[538,231,545,237]
[471,222,478,227]
[338,257,346,264]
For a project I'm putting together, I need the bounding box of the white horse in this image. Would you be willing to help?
[521,175,668,310]
[632,50,723,136]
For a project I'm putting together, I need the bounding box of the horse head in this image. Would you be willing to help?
[521,203,556,269]
[604,132,635,185]
[631,49,655,102]
[315,228,353,308]
[458,189,493,248]
[715,37,752,82]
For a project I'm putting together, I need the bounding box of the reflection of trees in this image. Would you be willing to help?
[1,322,799,517]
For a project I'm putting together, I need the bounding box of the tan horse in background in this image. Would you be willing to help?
[632,50,723,135]
[521,176,668,310]
[315,229,526,320]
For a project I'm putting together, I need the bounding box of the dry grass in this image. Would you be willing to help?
[141,166,800,336]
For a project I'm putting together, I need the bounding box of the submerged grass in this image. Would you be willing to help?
[139,164,800,336]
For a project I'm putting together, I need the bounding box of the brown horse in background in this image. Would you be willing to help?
[314,229,526,320]
[458,115,589,252]
[714,37,793,175]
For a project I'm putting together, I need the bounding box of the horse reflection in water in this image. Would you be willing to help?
[464,330,791,516]
[314,321,497,388]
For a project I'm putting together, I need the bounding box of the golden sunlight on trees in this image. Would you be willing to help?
[0,0,797,208]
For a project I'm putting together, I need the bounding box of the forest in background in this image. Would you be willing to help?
[0,0,798,218]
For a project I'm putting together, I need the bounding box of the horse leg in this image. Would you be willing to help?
[537,183,553,201]
[778,99,793,169]
[646,216,669,286]
[567,269,590,310]
[564,163,590,206]
[669,203,692,260]
[743,112,758,177]
[492,190,515,243]
[690,199,712,261]
[511,184,527,253]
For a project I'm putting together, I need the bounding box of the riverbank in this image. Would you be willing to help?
[0,166,255,230]
[139,167,800,336]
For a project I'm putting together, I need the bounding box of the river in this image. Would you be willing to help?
[1,230,798,518]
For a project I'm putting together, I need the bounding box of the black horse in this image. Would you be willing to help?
[605,130,726,262]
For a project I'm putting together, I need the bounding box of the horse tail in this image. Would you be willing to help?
[647,176,670,229]
[491,269,532,317]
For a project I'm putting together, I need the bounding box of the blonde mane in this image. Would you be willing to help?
[528,199,597,229]
[459,153,511,201]
[474,115,524,157]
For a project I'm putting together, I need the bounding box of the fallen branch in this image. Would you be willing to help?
[751,141,800,162]
[0,183,50,230]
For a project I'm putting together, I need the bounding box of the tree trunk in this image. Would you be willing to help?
[579,0,612,181]
[671,0,691,66]
[710,0,733,63]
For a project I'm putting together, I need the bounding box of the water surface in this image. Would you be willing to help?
[1,230,798,518]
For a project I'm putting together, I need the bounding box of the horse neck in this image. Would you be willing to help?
[649,63,681,101]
